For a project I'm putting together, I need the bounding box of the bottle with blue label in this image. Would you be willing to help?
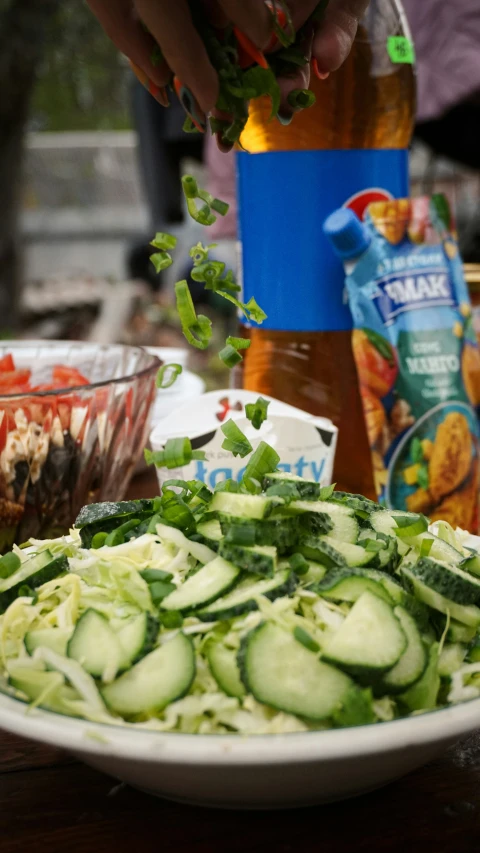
[235,0,415,497]
[324,199,480,533]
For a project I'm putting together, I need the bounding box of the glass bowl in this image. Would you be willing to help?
[0,341,160,550]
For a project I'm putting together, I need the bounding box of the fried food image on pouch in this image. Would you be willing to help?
[428,412,472,502]
[429,459,479,529]
[462,342,480,407]
[360,386,385,446]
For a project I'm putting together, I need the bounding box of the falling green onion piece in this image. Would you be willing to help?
[219,344,243,368]
[245,396,270,430]
[226,336,250,350]
[420,538,434,558]
[145,438,206,470]
[243,441,280,484]
[221,419,253,458]
[287,88,316,109]
[156,363,183,389]
[244,297,267,324]
[175,280,212,350]
[150,252,173,272]
[150,232,177,251]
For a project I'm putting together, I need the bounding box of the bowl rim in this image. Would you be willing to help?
[0,340,161,400]
[0,689,479,767]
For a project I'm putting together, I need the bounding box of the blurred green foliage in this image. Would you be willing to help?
[30,1,133,132]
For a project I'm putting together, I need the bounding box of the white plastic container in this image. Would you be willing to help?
[149,389,338,492]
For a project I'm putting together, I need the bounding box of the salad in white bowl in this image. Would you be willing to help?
[1,452,480,736]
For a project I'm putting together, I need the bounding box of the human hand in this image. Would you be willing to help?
[86,0,369,137]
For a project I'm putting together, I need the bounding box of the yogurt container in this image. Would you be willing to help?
[149,389,338,492]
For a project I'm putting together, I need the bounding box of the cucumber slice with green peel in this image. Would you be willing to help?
[286,501,358,544]
[399,642,440,712]
[312,568,395,605]
[381,607,427,693]
[196,519,223,550]
[219,515,298,553]
[207,642,245,698]
[218,541,277,576]
[197,569,296,622]
[75,499,155,528]
[263,472,322,499]
[25,628,72,658]
[0,552,68,611]
[115,612,159,667]
[296,512,334,537]
[209,492,273,520]
[238,621,354,721]
[434,616,477,644]
[320,537,371,567]
[160,557,241,612]
[101,631,195,716]
[301,561,327,584]
[299,536,370,569]
[322,591,407,678]
[407,557,480,606]
[460,551,480,577]
[400,566,480,627]
[68,609,122,679]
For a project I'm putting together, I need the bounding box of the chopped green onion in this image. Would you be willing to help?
[0,551,21,579]
[182,116,200,133]
[175,280,212,350]
[242,476,263,494]
[289,553,309,575]
[145,438,206,470]
[293,626,320,653]
[186,480,212,503]
[265,482,300,503]
[17,585,37,602]
[319,484,336,500]
[161,479,189,498]
[394,513,429,539]
[219,344,243,368]
[214,478,240,493]
[91,532,108,550]
[149,580,176,605]
[221,419,253,458]
[147,513,163,534]
[161,493,195,532]
[150,232,177,251]
[104,518,141,547]
[244,297,267,324]
[191,260,225,285]
[150,252,173,272]
[226,336,250,350]
[181,175,199,200]
[420,538,434,558]
[243,441,280,484]
[287,88,316,109]
[189,242,216,266]
[159,610,184,629]
[245,396,270,430]
[156,363,183,389]
[364,539,383,553]
[140,569,173,583]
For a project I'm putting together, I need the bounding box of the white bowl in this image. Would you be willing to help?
[0,691,479,809]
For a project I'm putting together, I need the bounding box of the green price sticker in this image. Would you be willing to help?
[387,36,415,65]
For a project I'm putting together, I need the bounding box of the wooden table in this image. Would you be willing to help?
[1,471,480,852]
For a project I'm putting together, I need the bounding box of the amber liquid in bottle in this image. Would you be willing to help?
[236,7,415,498]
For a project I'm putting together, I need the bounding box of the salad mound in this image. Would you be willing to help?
[1,477,480,735]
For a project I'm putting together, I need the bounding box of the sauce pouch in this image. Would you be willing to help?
[347,195,480,532]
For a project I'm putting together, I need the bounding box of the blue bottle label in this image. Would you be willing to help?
[236,149,409,332]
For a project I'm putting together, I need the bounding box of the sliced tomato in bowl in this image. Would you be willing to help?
[52,365,89,388]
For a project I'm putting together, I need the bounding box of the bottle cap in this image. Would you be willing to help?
[323,208,370,260]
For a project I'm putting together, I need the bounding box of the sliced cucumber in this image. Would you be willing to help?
[313,568,395,605]
[207,642,245,698]
[196,519,223,550]
[219,515,297,553]
[116,612,159,668]
[322,591,407,677]
[358,530,399,573]
[197,568,295,622]
[438,643,467,677]
[0,552,68,610]
[263,471,322,499]
[68,609,122,679]
[381,607,427,693]
[445,618,477,644]
[101,631,195,716]
[238,621,354,721]
[287,501,358,544]
[218,541,277,577]
[25,628,72,657]
[400,566,480,628]
[299,536,369,569]
[408,558,480,606]
[404,532,464,567]
[75,499,154,528]
[160,556,241,612]
[399,642,440,712]
[210,492,273,520]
